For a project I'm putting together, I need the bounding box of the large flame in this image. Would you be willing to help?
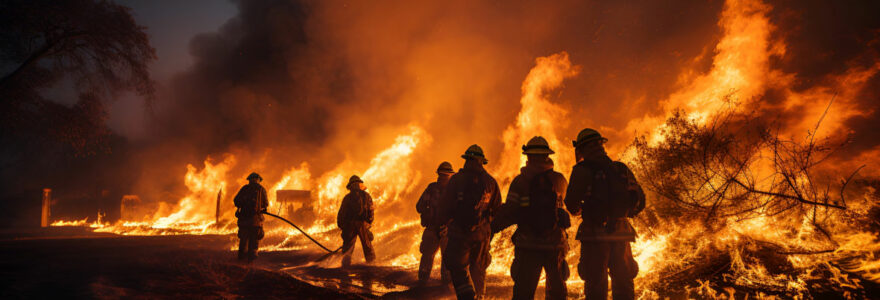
[61,0,880,297]
[487,51,584,290]
[619,0,880,297]
[626,0,783,145]
[494,51,580,189]
[152,155,234,229]
[268,162,312,208]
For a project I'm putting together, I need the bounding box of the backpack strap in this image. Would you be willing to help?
[474,171,490,216]
[610,161,645,217]
[255,186,263,213]
[358,190,374,223]
[526,169,559,231]
[578,162,595,215]
[582,159,614,224]
[603,161,620,220]
[454,170,489,230]
[361,191,369,218]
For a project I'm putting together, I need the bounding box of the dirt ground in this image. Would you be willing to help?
[0,227,367,299]
[0,226,552,299]
[0,227,479,299]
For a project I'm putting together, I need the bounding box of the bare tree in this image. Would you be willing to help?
[0,0,156,155]
[0,0,155,96]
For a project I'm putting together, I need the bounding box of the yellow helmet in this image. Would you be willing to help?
[572,128,607,148]
[461,144,488,164]
[522,136,555,155]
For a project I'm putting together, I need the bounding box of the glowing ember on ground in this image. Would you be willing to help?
[50,213,109,229]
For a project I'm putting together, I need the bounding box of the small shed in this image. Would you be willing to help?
[275,190,316,224]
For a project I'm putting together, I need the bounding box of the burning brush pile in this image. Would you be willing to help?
[628,107,880,298]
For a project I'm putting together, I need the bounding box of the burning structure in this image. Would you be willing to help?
[275,189,316,225]
[5,0,880,298]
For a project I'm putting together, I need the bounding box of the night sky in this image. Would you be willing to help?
[107,1,236,138]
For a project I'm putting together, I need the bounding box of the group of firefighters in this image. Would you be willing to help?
[232,128,646,300]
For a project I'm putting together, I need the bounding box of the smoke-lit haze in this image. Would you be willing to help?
[121,0,879,207]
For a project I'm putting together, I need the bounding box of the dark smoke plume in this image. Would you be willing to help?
[8,0,876,223]
[139,0,879,197]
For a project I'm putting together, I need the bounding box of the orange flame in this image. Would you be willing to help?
[84,0,880,297]
[495,51,580,189]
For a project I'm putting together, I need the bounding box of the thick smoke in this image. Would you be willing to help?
[776,0,880,157]
[136,0,722,201]
[134,0,879,208]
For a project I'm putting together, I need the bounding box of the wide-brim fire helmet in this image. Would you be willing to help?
[461,144,488,165]
[572,128,608,148]
[247,172,263,181]
[347,175,364,189]
[437,161,455,174]
[522,136,555,155]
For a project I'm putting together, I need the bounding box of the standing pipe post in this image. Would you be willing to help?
[215,187,222,225]
[41,188,51,227]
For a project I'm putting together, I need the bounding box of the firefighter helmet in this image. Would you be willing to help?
[572,128,607,148]
[461,144,488,164]
[437,161,455,174]
[522,136,555,155]
[347,175,364,188]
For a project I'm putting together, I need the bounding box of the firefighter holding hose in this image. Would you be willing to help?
[234,172,269,263]
[337,175,376,267]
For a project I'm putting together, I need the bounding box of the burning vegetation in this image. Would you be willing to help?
[5,0,880,298]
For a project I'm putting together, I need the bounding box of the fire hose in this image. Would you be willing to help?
[261,211,341,254]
